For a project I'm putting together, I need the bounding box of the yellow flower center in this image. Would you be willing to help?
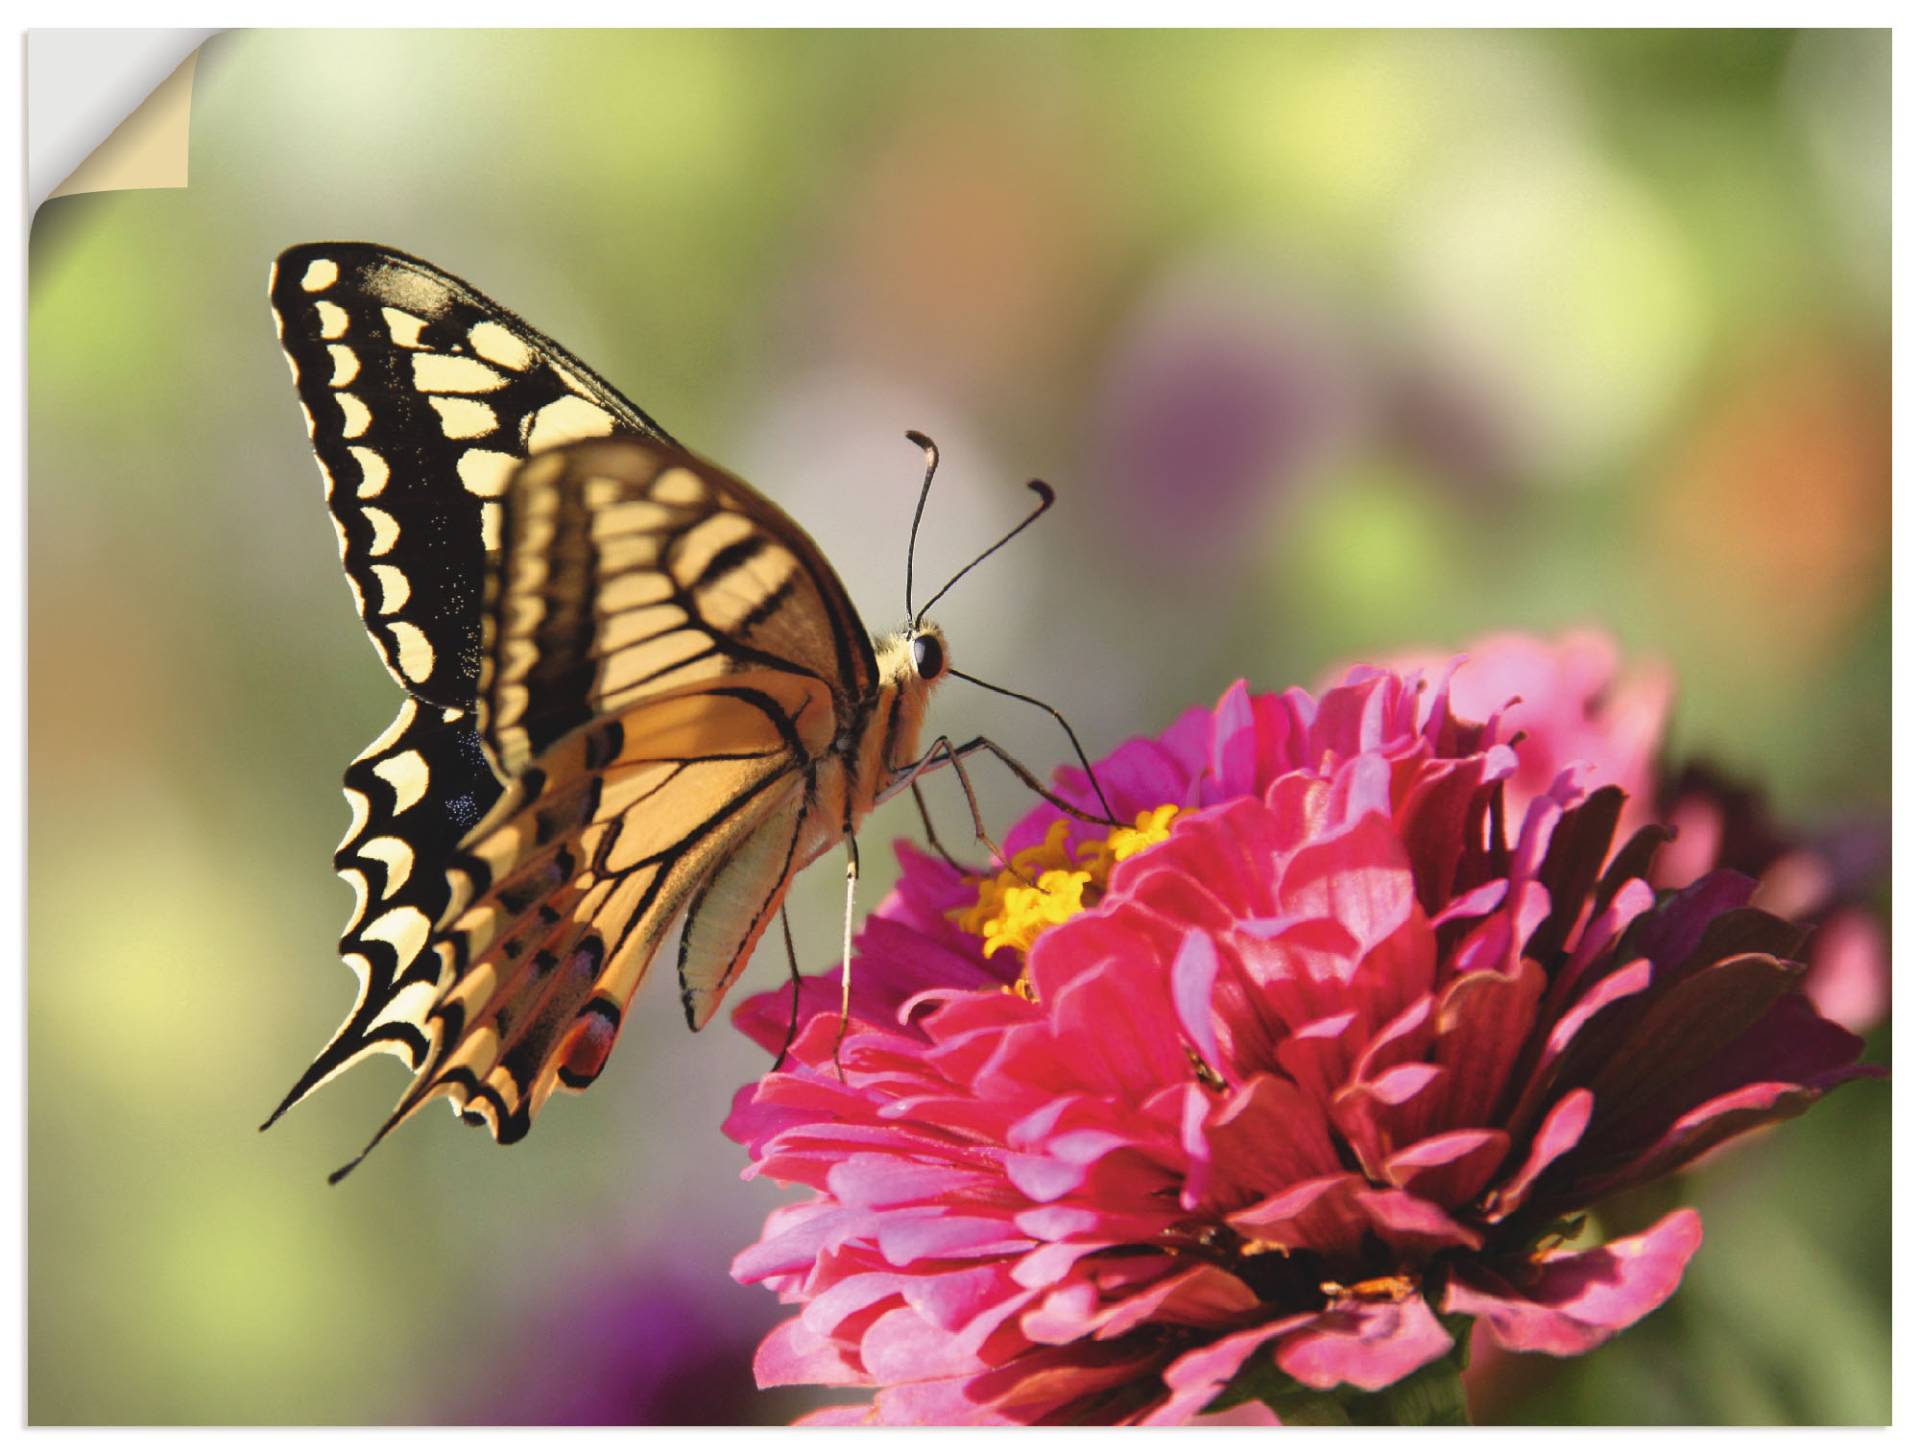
[949,806,1186,976]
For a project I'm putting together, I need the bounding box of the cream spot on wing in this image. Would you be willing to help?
[338,864,371,930]
[315,300,349,339]
[300,257,339,292]
[599,602,685,651]
[363,507,400,556]
[315,457,335,499]
[469,321,533,371]
[481,501,504,552]
[356,698,420,761]
[337,392,371,438]
[369,973,438,1031]
[600,570,674,612]
[444,867,476,921]
[593,533,663,576]
[526,395,616,453]
[350,445,390,498]
[331,515,351,560]
[457,448,518,498]
[360,835,417,897]
[327,345,360,386]
[299,401,316,439]
[338,786,372,851]
[441,1025,502,1079]
[382,307,429,349]
[373,748,430,813]
[371,563,411,614]
[413,354,508,394]
[344,573,367,617]
[389,620,437,682]
[550,362,590,395]
[671,510,758,586]
[441,962,498,1021]
[281,350,300,385]
[430,396,498,440]
[652,467,708,507]
[592,499,678,539]
[597,628,710,696]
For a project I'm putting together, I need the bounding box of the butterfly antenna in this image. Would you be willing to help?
[913,480,1055,628]
[904,430,940,619]
[949,667,1118,823]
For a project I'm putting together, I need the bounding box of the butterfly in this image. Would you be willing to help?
[264,243,1098,1181]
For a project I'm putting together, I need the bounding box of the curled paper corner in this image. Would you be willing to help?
[33,31,212,208]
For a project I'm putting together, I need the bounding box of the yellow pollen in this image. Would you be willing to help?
[950,805,1186,968]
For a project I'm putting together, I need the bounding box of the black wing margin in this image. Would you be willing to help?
[262,697,505,1130]
[268,241,678,709]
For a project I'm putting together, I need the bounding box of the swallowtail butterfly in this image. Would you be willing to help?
[264,243,1030,1180]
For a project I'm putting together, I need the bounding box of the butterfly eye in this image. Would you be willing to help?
[911,633,946,681]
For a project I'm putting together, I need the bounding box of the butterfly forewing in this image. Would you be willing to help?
[269,242,677,709]
[479,438,878,778]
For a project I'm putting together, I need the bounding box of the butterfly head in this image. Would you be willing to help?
[910,625,948,683]
[875,622,950,698]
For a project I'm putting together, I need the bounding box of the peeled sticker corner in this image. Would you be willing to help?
[38,35,208,205]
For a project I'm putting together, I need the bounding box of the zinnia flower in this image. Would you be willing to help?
[725,665,1878,1424]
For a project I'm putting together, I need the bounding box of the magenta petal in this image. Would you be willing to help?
[755,1315,871,1388]
[876,1213,1029,1264]
[862,1304,986,1384]
[1172,929,1223,1069]
[1444,1209,1704,1356]
[1384,1128,1511,1211]
[1273,1294,1456,1391]
[1161,1314,1319,1409]
[1354,1186,1483,1253]
[1484,1089,1593,1220]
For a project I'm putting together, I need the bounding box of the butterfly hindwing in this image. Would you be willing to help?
[269,242,678,709]
[262,696,505,1128]
[336,679,828,1171]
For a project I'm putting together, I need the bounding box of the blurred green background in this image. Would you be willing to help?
[28,29,1888,1425]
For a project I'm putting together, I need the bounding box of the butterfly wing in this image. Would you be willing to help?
[261,696,503,1130]
[268,245,689,1135]
[324,439,875,1174]
[269,241,677,709]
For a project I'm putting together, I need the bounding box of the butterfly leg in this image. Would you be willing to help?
[888,734,1033,884]
[771,905,803,1073]
[910,778,967,874]
[832,834,860,1081]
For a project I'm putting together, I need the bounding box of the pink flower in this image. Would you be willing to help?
[1365,629,1671,838]
[1369,630,1887,1033]
[726,668,1877,1424]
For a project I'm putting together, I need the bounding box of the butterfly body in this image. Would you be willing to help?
[265,243,954,1173]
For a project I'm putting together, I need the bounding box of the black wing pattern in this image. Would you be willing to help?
[268,241,677,709]
[262,695,504,1128]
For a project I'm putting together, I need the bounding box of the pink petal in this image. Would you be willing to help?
[754,1315,870,1388]
[1172,929,1223,1069]
[1273,1293,1457,1391]
[1443,1208,1703,1356]
[1483,1088,1593,1220]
